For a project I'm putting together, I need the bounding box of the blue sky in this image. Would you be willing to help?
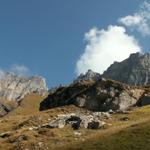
[0,0,149,87]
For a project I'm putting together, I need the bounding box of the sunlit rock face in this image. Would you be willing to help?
[103,52,150,86]
[0,73,48,101]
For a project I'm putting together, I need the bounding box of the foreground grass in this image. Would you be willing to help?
[57,106,150,150]
[60,120,150,150]
[61,121,150,150]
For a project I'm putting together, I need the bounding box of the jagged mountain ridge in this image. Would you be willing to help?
[0,72,48,101]
[40,53,150,112]
[103,52,150,85]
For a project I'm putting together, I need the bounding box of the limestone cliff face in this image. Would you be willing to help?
[0,73,48,101]
[103,52,150,86]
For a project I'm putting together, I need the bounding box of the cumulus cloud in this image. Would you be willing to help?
[76,25,141,75]
[118,1,150,36]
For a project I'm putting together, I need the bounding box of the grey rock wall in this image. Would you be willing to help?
[103,52,150,86]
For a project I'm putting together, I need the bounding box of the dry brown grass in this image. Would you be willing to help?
[0,94,149,150]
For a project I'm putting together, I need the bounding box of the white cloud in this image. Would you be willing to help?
[119,1,150,36]
[76,25,142,75]
[0,64,30,79]
[10,64,30,76]
[119,15,142,26]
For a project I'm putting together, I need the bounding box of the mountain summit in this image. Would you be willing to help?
[103,52,150,85]
[74,69,101,83]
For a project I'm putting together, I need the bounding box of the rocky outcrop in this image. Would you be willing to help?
[40,113,107,129]
[0,73,48,101]
[39,80,93,111]
[40,79,145,111]
[103,52,150,86]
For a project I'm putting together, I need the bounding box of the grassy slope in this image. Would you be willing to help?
[0,94,150,150]
[9,94,44,116]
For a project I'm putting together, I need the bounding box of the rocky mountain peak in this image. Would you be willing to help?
[103,52,150,86]
[74,69,101,83]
